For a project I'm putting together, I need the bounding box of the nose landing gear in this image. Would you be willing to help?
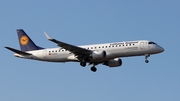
[145,54,150,63]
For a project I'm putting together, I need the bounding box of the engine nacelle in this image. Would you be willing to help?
[104,58,122,67]
[90,50,106,60]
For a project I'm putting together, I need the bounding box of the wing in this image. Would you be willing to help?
[44,32,92,58]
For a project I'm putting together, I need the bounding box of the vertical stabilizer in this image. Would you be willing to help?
[17,29,43,51]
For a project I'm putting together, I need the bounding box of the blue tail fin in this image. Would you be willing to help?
[17,29,44,51]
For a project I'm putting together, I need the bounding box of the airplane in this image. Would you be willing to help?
[5,29,164,72]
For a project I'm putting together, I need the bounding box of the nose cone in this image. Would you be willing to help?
[158,46,164,53]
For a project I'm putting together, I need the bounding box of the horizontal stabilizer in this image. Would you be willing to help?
[5,47,32,55]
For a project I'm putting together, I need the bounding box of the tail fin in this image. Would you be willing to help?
[17,29,44,51]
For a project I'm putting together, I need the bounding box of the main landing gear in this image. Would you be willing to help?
[145,54,150,63]
[80,61,97,72]
[80,61,86,67]
[90,66,97,72]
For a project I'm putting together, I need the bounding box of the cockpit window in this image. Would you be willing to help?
[148,42,156,44]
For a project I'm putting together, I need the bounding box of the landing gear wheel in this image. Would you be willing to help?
[145,60,149,63]
[91,66,97,72]
[80,62,86,67]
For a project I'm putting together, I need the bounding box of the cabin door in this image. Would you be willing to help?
[43,50,47,58]
[140,42,144,50]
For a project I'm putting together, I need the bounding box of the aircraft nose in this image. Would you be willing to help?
[158,46,164,53]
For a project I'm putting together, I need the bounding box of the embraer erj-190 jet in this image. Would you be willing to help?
[5,29,164,72]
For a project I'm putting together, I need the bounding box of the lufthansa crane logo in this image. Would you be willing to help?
[20,36,29,45]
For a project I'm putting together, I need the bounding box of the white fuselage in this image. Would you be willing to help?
[14,40,164,63]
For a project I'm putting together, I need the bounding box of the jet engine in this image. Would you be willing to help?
[90,50,106,60]
[104,58,122,67]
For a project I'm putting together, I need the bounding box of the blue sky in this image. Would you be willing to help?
[0,0,179,101]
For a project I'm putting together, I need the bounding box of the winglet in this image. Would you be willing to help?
[43,32,61,45]
[44,32,52,40]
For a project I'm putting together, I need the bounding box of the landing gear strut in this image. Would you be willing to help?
[145,54,150,63]
[91,66,97,72]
